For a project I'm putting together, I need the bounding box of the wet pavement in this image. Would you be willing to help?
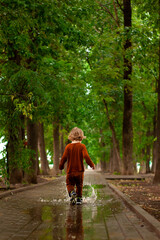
[0,171,159,240]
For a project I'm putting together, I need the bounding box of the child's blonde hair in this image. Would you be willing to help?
[68,127,86,141]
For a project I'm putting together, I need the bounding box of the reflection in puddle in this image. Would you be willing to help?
[66,205,84,240]
[27,184,122,239]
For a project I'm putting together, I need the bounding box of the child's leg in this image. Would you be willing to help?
[75,172,84,197]
[66,173,76,196]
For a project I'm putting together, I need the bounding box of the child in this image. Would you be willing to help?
[59,127,95,205]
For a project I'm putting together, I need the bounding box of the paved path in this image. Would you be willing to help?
[0,171,159,240]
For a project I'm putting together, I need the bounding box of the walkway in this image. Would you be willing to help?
[0,171,159,240]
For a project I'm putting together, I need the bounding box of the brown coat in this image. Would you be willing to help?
[59,143,94,174]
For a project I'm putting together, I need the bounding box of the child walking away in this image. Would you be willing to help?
[59,127,95,205]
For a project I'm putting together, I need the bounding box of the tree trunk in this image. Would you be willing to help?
[109,144,120,173]
[112,140,121,173]
[146,129,151,173]
[99,129,109,172]
[122,0,134,175]
[38,122,49,175]
[7,114,24,184]
[109,147,114,173]
[25,119,38,184]
[100,160,107,172]
[152,141,158,173]
[146,145,151,173]
[152,109,158,173]
[153,20,160,183]
[53,122,60,176]
[60,126,65,157]
[103,99,122,173]
[19,115,25,143]
[36,154,40,175]
[8,136,23,184]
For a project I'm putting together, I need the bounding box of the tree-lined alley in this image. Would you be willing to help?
[0,0,159,184]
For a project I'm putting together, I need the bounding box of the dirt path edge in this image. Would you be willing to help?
[108,183,160,238]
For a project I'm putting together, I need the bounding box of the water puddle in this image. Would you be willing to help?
[25,183,122,239]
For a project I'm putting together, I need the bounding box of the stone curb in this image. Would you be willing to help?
[108,183,160,238]
[0,176,64,200]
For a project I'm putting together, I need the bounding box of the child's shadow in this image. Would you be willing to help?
[66,205,84,240]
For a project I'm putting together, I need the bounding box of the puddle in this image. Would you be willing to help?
[83,184,106,189]
[26,183,123,239]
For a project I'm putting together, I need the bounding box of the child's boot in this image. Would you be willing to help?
[76,197,82,205]
[70,190,77,204]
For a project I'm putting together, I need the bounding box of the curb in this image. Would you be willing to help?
[108,183,160,238]
[0,176,64,200]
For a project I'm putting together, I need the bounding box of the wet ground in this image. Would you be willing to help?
[0,171,159,240]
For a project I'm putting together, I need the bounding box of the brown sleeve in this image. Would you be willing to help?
[82,145,94,168]
[59,146,68,170]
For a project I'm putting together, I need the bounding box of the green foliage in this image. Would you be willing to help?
[0,0,159,179]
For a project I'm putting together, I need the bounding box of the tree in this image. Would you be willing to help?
[131,0,159,175]
[122,0,134,174]
[53,121,60,176]
[0,0,97,182]
[38,122,49,175]
[24,120,38,184]
[153,0,160,182]
[103,99,122,172]
[0,0,159,182]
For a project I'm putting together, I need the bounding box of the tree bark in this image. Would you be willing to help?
[38,122,49,175]
[53,122,60,176]
[152,141,158,173]
[36,153,40,175]
[122,0,134,175]
[99,129,109,172]
[153,15,160,183]
[7,114,24,184]
[101,159,110,172]
[146,145,151,173]
[109,140,122,173]
[103,99,122,173]
[109,147,114,173]
[8,137,23,184]
[60,126,65,158]
[25,119,38,184]
[152,109,158,173]
[146,129,151,173]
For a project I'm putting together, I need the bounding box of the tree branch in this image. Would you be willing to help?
[115,0,124,12]
[98,2,118,26]
[113,0,120,27]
